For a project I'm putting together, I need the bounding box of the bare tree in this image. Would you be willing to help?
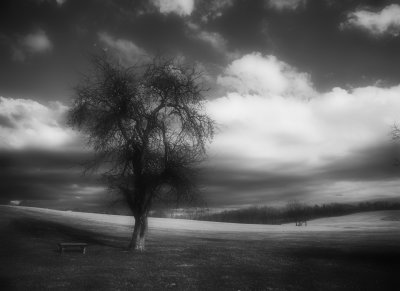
[68,55,214,251]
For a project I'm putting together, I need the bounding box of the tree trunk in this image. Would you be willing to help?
[137,215,147,250]
[129,214,148,251]
[126,179,150,251]
[128,217,140,250]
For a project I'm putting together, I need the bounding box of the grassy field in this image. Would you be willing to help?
[0,206,399,290]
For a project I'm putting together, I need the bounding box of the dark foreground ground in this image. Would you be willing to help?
[0,206,399,291]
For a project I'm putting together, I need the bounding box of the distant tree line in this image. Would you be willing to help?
[168,200,400,225]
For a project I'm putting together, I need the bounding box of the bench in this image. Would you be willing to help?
[58,243,88,254]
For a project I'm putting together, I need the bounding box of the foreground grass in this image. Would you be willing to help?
[0,206,399,290]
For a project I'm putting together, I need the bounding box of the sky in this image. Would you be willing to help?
[1,0,400,210]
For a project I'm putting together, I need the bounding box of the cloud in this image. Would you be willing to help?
[0,97,105,208]
[318,143,400,182]
[217,53,315,98]
[98,32,148,66]
[2,52,399,208]
[197,31,227,52]
[210,75,400,168]
[343,4,400,36]
[151,0,194,16]
[9,29,53,61]
[0,97,76,150]
[21,30,53,53]
[186,22,229,56]
[196,0,234,22]
[200,153,400,207]
[0,148,107,209]
[266,0,306,11]
[204,53,400,205]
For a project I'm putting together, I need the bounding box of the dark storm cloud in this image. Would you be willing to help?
[0,149,103,203]
[318,142,400,182]
[201,166,305,193]
[200,142,400,207]
[3,141,393,207]
[199,165,313,206]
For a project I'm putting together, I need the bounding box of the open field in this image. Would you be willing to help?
[1,206,400,290]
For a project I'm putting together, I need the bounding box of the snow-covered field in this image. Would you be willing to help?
[4,205,400,237]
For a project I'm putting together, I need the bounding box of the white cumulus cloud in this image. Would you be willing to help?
[0,97,76,150]
[205,53,400,204]
[207,53,400,177]
[343,4,400,36]
[151,0,194,16]
[217,53,315,98]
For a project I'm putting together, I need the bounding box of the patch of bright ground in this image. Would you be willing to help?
[5,205,400,234]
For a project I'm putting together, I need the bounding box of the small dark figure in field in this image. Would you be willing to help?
[295,219,307,226]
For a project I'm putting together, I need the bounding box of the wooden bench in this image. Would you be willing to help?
[58,243,88,254]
